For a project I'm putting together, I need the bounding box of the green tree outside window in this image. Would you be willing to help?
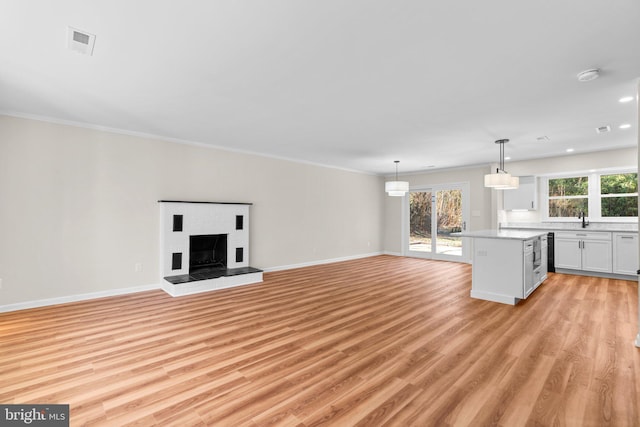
[548,176,588,217]
[601,173,638,217]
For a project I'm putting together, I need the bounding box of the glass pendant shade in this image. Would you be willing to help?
[484,139,519,190]
[385,180,409,196]
[484,172,512,188]
[385,160,409,196]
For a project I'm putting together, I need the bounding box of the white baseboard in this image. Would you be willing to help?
[0,283,160,313]
[383,251,403,257]
[263,252,384,273]
[554,268,636,281]
[470,290,518,305]
[0,253,386,312]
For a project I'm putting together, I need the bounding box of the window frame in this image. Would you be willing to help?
[541,168,638,222]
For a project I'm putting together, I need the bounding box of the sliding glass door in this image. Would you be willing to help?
[409,191,433,253]
[405,183,469,262]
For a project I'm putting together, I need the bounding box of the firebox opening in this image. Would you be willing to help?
[189,234,227,274]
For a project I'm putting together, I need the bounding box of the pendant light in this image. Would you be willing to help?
[385,160,409,196]
[484,139,519,190]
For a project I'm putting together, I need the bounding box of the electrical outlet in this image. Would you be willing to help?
[134,263,143,273]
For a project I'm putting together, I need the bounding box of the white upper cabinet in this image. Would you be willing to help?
[504,176,537,210]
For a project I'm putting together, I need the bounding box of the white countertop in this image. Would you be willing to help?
[455,230,547,240]
[500,222,637,233]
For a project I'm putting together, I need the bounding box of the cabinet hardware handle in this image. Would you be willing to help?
[576,233,587,236]
[621,236,634,239]
[578,241,581,249]
[531,201,534,209]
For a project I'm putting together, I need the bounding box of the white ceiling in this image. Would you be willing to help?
[1,1,639,175]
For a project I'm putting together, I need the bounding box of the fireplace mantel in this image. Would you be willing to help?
[159,201,262,296]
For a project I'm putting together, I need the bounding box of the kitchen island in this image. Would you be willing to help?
[456,230,548,304]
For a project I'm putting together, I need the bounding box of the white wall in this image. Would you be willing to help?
[383,165,493,254]
[501,147,638,223]
[0,116,385,306]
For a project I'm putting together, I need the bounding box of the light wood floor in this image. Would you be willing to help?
[1,255,639,426]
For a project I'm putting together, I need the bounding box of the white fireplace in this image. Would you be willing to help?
[159,201,263,296]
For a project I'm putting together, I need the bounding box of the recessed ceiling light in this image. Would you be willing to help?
[577,69,600,82]
[566,148,575,153]
[619,96,634,103]
[619,123,632,129]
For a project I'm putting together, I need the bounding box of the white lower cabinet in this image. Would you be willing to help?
[613,232,638,275]
[582,239,613,272]
[554,232,612,273]
[555,238,582,270]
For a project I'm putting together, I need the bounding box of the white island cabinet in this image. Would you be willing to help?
[456,230,548,305]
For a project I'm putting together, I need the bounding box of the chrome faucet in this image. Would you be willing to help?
[577,211,589,228]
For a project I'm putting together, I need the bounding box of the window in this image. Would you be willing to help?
[600,173,638,217]
[543,170,638,221]
[548,176,588,217]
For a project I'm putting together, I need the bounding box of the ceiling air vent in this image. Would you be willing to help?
[536,136,550,141]
[67,27,95,56]
[596,125,611,134]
